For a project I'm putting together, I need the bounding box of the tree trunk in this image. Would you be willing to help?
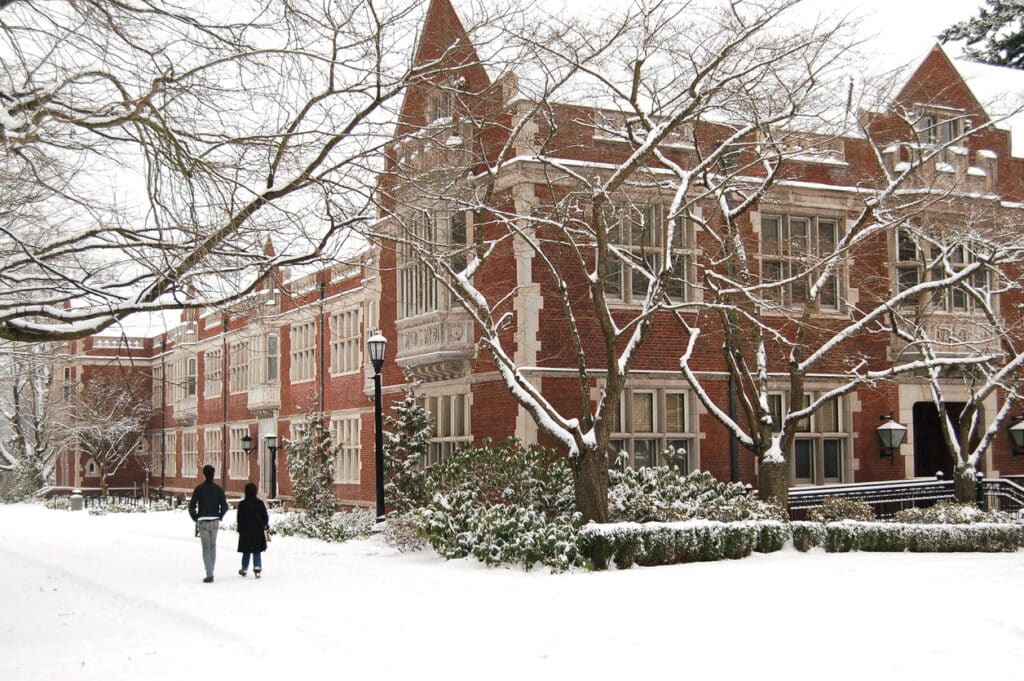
[953,462,977,505]
[573,449,609,524]
[758,457,789,512]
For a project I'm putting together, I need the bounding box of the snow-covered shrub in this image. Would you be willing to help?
[381,512,429,552]
[893,500,1013,525]
[755,521,790,553]
[273,509,375,542]
[383,378,431,514]
[285,410,336,519]
[818,520,1021,553]
[608,468,785,523]
[580,520,789,570]
[806,497,875,523]
[417,440,582,571]
[791,521,826,552]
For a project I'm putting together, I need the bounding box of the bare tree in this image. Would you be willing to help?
[382,0,858,521]
[0,0,501,342]
[0,342,63,499]
[62,373,152,495]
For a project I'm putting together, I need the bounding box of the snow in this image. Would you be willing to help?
[3,503,1021,679]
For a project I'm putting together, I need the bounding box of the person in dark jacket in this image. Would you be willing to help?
[188,465,229,583]
[236,482,269,578]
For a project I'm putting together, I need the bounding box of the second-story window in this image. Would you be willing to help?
[330,308,361,375]
[204,348,222,398]
[249,333,279,385]
[603,203,693,305]
[290,320,317,383]
[229,340,250,393]
[760,214,840,309]
[398,212,440,319]
[896,228,991,312]
[185,357,197,398]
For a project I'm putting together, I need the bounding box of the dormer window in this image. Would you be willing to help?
[915,109,967,162]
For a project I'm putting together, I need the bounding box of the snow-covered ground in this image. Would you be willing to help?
[1,503,1021,680]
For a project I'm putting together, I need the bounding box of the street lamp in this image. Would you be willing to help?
[877,413,908,458]
[367,332,387,523]
[264,434,278,499]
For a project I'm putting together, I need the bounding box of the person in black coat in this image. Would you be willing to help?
[236,482,270,578]
[188,465,229,583]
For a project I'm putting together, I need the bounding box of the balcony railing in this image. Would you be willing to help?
[395,311,475,382]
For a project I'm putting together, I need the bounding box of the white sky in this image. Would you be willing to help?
[1,503,1022,679]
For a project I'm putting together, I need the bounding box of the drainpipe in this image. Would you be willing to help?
[160,338,167,498]
[222,314,229,489]
[318,280,326,414]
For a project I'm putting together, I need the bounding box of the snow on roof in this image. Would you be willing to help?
[951,57,1024,157]
[94,310,179,340]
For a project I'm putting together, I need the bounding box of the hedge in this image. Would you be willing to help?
[581,519,1022,569]
[579,520,789,569]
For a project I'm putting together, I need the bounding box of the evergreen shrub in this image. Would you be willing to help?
[893,500,1013,525]
[807,496,875,523]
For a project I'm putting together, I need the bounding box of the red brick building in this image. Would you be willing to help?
[56,0,1024,504]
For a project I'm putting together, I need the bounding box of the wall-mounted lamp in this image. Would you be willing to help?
[1008,415,1024,455]
[241,434,253,453]
[877,413,908,458]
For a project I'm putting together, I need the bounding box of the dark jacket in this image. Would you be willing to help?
[236,497,270,553]
[188,480,229,521]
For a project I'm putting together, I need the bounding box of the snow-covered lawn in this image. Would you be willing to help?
[1,503,1021,680]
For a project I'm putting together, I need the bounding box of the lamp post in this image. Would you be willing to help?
[877,413,908,458]
[367,332,387,523]
[264,434,278,500]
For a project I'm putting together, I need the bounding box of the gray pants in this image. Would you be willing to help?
[197,519,220,578]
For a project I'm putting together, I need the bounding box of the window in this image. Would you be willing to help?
[290,320,317,383]
[331,309,361,375]
[768,392,846,485]
[229,340,250,393]
[203,428,223,474]
[229,427,249,480]
[63,367,72,401]
[184,358,197,398]
[204,349,223,398]
[398,210,470,319]
[418,392,471,467]
[604,203,693,304]
[429,90,451,122]
[896,228,991,312]
[249,333,279,385]
[182,431,198,478]
[760,214,840,309]
[330,414,361,483]
[162,431,177,477]
[608,387,695,470]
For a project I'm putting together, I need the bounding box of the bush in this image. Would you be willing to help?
[894,501,1013,525]
[791,521,826,552]
[579,520,790,569]
[814,520,1022,553]
[416,440,582,571]
[807,497,875,523]
[608,468,785,523]
[273,509,375,542]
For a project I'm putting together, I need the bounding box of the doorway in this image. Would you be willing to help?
[912,402,966,479]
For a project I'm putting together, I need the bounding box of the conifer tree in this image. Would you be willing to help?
[941,1,1024,69]
[383,378,432,513]
[285,410,336,519]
